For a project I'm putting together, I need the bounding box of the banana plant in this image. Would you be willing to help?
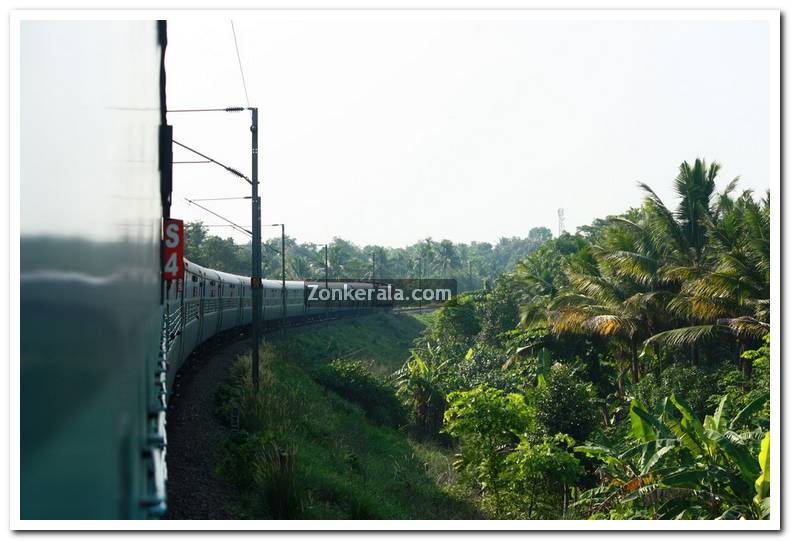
[575,392,769,519]
[753,431,770,518]
[394,345,450,436]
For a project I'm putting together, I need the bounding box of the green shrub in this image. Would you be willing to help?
[443,385,532,516]
[502,434,583,519]
[432,294,481,340]
[449,344,526,393]
[534,363,597,443]
[709,335,770,422]
[314,359,406,427]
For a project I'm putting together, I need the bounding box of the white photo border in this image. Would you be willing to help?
[8,7,781,531]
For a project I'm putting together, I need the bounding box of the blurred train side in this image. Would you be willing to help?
[20,21,166,519]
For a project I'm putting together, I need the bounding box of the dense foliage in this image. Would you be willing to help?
[575,392,769,519]
[216,158,771,521]
[395,159,771,520]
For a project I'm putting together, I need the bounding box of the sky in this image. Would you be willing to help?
[166,12,771,248]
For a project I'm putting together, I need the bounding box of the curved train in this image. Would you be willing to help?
[19,20,382,520]
[164,260,385,393]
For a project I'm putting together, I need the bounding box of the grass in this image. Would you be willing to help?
[215,311,480,519]
[409,309,439,328]
[280,311,431,376]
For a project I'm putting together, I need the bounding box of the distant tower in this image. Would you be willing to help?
[557,208,565,237]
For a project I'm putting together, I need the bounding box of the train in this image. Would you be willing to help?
[164,260,390,392]
[18,19,386,520]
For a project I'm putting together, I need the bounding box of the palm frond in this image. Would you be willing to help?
[585,314,637,338]
[716,317,769,339]
[551,308,592,335]
[645,325,718,348]
[605,250,659,286]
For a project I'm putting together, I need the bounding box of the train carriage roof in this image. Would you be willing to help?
[184,259,247,284]
[214,269,246,285]
[185,258,302,289]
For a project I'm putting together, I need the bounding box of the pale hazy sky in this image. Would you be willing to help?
[166,12,771,247]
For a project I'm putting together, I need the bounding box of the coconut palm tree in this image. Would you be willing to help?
[415,238,435,278]
[435,239,461,278]
[289,256,312,280]
[531,159,756,383]
[648,190,770,375]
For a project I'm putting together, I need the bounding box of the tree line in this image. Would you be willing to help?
[184,223,553,290]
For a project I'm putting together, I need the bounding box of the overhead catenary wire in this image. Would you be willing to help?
[184,197,252,236]
[230,21,251,109]
[173,139,251,184]
[182,204,281,254]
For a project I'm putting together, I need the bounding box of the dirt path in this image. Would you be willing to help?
[162,333,250,520]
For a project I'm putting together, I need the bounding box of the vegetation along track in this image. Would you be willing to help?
[162,310,402,519]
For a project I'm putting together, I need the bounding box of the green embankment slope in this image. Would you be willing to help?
[216,311,478,519]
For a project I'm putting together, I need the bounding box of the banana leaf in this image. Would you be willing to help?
[753,431,770,504]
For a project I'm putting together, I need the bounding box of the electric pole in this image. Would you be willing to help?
[250,107,261,396]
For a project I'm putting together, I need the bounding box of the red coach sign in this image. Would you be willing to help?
[163,218,185,280]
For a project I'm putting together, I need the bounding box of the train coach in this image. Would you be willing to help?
[163,260,391,390]
[163,260,306,391]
